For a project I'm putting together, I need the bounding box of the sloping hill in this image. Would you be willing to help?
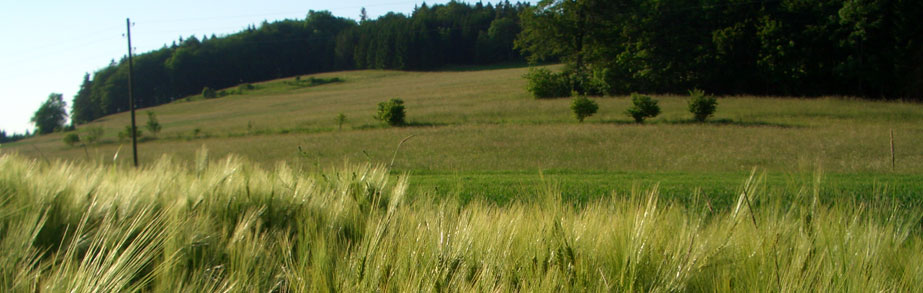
[4,66,923,176]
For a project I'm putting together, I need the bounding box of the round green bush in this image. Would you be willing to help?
[376,99,406,126]
[625,93,660,123]
[688,89,718,122]
[63,133,80,147]
[570,96,599,123]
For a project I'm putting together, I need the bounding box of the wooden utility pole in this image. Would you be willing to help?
[890,129,895,171]
[126,18,138,167]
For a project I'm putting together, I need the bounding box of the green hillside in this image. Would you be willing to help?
[4,66,923,203]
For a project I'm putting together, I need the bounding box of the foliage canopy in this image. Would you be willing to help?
[523,68,571,98]
[516,0,923,99]
[31,93,68,134]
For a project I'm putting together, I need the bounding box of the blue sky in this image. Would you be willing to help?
[0,0,533,134]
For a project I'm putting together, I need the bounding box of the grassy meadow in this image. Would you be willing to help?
[1,153,921,291]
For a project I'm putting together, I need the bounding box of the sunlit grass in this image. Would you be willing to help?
[1,153,920,291]
[4,67,922,175]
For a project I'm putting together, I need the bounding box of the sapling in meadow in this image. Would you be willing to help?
[687,89,717,122]
[118,125,142,142]
[336,113,347,130]
[626,93,660,123]
[570,96,598,123]
[145,111,162,137]
[83,126,103,145]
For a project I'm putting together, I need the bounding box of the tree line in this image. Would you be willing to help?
[517,0,922,99]
[0,130,32,144]
[70,1,530,125]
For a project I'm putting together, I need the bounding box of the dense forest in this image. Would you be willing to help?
[68,0,922,126]
[518,0,923,98]
[0,130,31,143]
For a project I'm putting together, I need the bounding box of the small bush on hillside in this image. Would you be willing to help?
[688,88,718,122]
[626,93,660,123]
[202,87,217,99]
[238,83,254,93]
[287,76,344,88]
[524,67,571,99]
[146,111,162,137]
[309,77,343,85]
[376,99,406,126]
[570,96,599,123]
[83,126,103,144]
[118,125,143,142]
[63,133,80,147]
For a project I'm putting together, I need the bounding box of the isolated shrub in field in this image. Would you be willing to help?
[62,132,80,146]
[202,87,217,99]
[570,96,599,123]
[687,88,718,122]
[118,125,142,142]
[145,111,162,137]
[83,126,103,144]
[376,99,406,126]
[524,67,570,98]
[336,113,347,130]
[626,93,660,123]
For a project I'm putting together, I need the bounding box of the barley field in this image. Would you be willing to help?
[2,152,921,291]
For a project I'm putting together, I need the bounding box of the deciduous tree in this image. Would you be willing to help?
[31,93,68,134]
